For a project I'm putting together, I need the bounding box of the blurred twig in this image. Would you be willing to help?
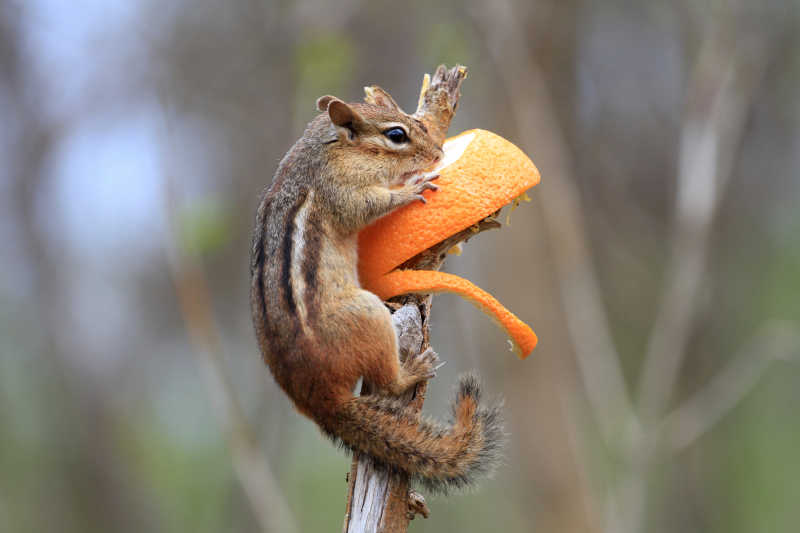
[470,2,628,530]
[469,0,637,451]
[471,2,775,533]
[159,100,298,533]
[613,23,769,533]
[661,320,799,453]
[637,32,768,422]
[163,219,299,533]
[163,246,299,533]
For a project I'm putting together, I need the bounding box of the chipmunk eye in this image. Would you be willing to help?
[383,127,408,144]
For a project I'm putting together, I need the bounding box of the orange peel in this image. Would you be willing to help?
[358,129,541,358]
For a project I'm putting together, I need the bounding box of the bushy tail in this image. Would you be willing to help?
[319,373,504,493]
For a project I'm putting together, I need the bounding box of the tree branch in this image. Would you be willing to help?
[343,302,430,533]
[343,65,478,533]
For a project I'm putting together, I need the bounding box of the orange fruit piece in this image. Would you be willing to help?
[358,129,541,358]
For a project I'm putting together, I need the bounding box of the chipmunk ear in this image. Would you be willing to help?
[316,95,336,112]
[363,86,402,112]
[321,98,364,142]
[317,95,363,140]
[327,100,356,127]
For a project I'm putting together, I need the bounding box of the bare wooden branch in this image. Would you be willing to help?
[343,302,427,533]
[343,64,480,533]
[412,64,468,145]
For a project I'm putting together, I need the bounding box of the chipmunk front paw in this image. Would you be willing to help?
[401,173,440,204]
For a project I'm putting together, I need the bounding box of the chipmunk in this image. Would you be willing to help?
[249,83,502,492]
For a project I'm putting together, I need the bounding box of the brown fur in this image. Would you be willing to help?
[321,374,504,492]
[250,90,504,492]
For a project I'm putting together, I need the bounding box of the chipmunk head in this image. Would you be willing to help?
[314,90,443,187]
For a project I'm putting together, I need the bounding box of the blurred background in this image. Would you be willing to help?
[2,0,799,532]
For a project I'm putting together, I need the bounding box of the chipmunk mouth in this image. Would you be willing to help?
[397,132,475,186]
[433,132,474,172]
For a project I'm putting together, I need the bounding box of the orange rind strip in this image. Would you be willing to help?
[358,129,541,358]
[368,270,537,359]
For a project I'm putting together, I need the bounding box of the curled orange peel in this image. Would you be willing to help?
[358,129,541,358]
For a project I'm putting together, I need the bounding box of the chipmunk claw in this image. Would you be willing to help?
[408,172,440,186]
[403,347,440,381]
[407,489,430,520]
[408,174,440,204]
[419,348,441,379]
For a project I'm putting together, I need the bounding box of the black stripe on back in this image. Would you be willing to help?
[302,210,323,324]
[251,195,281,366]
[251,196,271,326]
